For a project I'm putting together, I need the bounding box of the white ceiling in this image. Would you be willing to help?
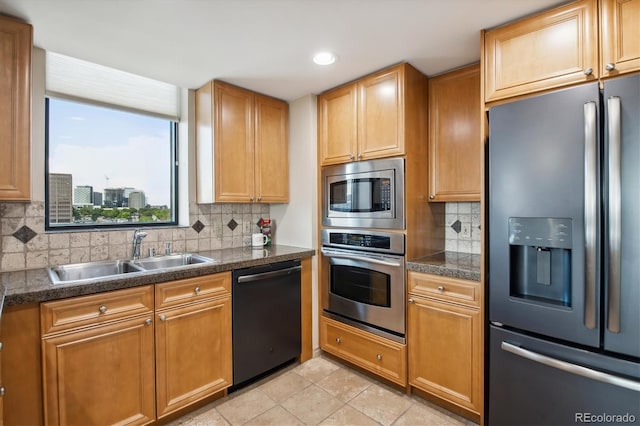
[0,0,566,101]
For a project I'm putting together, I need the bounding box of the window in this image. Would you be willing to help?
[45,97,178,229]
[44,52,180,230]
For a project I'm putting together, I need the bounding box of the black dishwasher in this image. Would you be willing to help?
[232,260,301,387]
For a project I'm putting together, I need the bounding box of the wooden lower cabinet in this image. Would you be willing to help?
[42,315,156,425]
[320,316,406,386]
[155,295,232,419]
[0,304,43,426]
[0,333,3,426]
[407,294,481,416]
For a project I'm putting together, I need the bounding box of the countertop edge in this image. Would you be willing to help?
[406,251,481,282]
[3,246,315,306]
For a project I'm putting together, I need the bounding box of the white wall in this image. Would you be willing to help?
[270,94,319,349]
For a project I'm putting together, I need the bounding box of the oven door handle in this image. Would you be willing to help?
[321,248,403,267]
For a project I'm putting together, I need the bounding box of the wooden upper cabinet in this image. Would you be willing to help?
[484,0,598,102]
[358,67,404,160]
[255,94,289,203]
[214,82,255,202]
[318,84,358,164]
[0,16,32,201]
[428,64,481,202]
[196,80,289,203]
[318,63,423,166]
[600,0,640,77]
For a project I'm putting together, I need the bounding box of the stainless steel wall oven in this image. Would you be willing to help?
[321,228,405,343]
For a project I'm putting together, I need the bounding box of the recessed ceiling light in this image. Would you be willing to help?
[313,51,338,66]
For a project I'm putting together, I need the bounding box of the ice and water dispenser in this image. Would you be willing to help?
[508,218,572,307]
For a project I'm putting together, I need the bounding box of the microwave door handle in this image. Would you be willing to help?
[321,249,402,267]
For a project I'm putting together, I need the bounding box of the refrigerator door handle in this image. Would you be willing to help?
[607,96,622,334]
[583,101,597,330]
[501,342,640,392]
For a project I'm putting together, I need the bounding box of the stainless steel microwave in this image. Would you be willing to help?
[322,158,404,229]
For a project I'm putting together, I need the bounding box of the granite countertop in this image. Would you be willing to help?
[407,251,481,282]
[2,245,315,307]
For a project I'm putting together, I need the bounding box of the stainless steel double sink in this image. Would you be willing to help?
[47,253,215,285]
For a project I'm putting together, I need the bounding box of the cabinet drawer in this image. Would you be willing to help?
[408,272,479,308]
[320,316,406,386]
[155,272,231,309]
[41,285,154,335]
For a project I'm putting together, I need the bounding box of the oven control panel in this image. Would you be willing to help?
[321,229,405,255]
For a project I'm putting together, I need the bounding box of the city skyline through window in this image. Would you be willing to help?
[46,97,177,228]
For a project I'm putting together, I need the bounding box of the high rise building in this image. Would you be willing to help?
[74,185,93,206]
[128,191,146,209]
[104,188,125,207]
[93,191,103,206]
[49,173,73,223]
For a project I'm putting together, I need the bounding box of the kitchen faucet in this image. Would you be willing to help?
[132,229,148,260]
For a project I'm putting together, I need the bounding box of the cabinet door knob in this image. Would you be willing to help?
[250,196,255,202]
[258,196,262,202]
[194,286,201,295]
[605,63,616,71]
[98,305,107,314]
[376,354,382,361]
[335,337,341,344]
[0,341,3,351]
[349,154,355,161]
[408,298,414,304]
[437,285,445,293]
[159,314,167,322]
[429,195,435,200]
[357,153,363,160]
[0,386,5,396]
[584,67,593,76]
[145,318,153,326]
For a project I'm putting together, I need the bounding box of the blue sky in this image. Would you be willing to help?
[48,98,173,206]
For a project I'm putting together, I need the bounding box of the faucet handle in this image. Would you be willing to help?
[148,247,156,257]
[165,242,172,255]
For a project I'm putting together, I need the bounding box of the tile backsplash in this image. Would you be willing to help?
[0,201,270,272]
[445,202,481,254]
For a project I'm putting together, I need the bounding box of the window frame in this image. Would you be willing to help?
[44,97,179,231]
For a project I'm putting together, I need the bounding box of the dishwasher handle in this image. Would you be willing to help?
[236,265,302,284]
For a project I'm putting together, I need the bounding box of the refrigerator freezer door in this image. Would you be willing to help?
[603,74,640,358]
[489,325,640,426]
[488,83,600,348]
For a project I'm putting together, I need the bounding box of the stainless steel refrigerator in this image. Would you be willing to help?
[488,74,640,425]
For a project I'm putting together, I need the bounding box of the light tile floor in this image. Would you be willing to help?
[167,356,479,426]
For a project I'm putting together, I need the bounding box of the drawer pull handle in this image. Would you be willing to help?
[376,354,382,361]
[408,298,414,304]
[437,286,445,293]
[194,286,201,295]
[335,337,341,344]
[144,319,152,326]
[98,305,107,314]
[159,314,167,322]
